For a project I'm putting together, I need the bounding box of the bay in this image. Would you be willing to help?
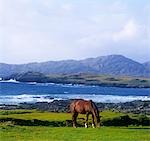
[0,81,150,104]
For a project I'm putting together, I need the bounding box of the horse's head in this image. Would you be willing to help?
[95,110,100,128]
[96,117,100,128]
[91,100,100,128]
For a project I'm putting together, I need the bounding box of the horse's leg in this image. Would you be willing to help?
[85,113,89,128]
[72,112,76,128]
[72,112,78,128]
[92,114,95,128]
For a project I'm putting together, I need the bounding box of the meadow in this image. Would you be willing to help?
[0,109,150,141]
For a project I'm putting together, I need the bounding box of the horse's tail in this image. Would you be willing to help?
[69,100,76,113]
[67,104,71,113]
[90,100,100,127]
[90,100,100,119]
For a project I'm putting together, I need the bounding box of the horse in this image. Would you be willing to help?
[70,99,100,128]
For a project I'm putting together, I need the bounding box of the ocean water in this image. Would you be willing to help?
[0,80,150,104]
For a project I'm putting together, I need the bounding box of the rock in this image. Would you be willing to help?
[0,100,149,115]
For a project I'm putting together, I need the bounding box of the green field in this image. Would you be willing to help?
[0,110,150,141]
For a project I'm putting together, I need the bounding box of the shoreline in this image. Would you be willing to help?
[0,99,150,115]
[1,93,150,105]
[1,80,150,88]
[2,72,150,88]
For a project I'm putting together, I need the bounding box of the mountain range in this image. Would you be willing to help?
[0,55,149,77]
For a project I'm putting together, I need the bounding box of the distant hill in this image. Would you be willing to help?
[0,55,149,77]
[143,61,150,71]
[4,72,150,88]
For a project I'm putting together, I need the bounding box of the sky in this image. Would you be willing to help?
[0,0,150,64]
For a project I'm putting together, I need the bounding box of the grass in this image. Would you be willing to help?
[0,110,126,123]
[1,125,149,141]
[0,110,71,121]
[0,109,150,141]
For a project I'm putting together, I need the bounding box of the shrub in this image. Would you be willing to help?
[138,115,150,126]
[101,115,150,126]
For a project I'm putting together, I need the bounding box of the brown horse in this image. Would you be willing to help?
[70,99,100,128]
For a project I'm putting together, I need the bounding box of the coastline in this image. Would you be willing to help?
[2,72,150,88]
[0,99,150,115]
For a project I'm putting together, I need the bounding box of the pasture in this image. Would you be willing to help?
[0,110,150,141]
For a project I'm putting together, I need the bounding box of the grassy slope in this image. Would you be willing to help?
[12,72,150,87]
[46,73,150,88]
[0,110,150,141]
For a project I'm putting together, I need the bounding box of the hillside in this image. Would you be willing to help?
[143,61,150,71]
[0,55,149,77]
[3,72,150,88]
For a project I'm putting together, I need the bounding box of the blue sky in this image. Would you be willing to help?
[0,0,149,64]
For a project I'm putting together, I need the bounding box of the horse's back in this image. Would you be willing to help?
[70,99,93,114]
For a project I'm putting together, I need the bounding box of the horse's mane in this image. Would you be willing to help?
[90,100,100,121]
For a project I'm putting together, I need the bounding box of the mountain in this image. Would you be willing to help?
[0,55,149,77]
[143,61,150,71]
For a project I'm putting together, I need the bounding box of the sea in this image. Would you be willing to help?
[0,79,150,105]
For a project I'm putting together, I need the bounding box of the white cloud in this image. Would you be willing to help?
[113,20,138,42]
[61,3,73,11]
[0,0,149,63]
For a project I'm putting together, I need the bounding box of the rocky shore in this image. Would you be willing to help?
[0,100,150,115]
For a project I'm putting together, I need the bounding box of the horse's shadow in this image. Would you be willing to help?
[1,117,92,127]
[0,118,74,127]
[0,118,68,127]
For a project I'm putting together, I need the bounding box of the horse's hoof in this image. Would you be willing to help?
[92,124,95,128]
[85,123,88,128]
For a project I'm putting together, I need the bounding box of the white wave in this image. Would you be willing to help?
[0,79,20,83]
[0,94,149,105]
[50,94,150,103]
[27,82,37,85]
[0,94,47,105]
[34,82,87,87]
[60,83,87,88]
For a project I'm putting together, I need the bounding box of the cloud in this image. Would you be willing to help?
[0,0,149,63]
[77,19,145,45]
[61,3,73,11]
[113,20,138,42]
